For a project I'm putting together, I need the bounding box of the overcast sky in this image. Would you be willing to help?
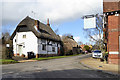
[1,0,103,43]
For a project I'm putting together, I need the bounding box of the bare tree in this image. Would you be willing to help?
[62,33,74,40]
[84,14,104,51]
[1,32,13,59]
[1,32,10,44]
[78,41,83,45]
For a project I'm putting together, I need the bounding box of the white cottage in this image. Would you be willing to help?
[10,16,61,58]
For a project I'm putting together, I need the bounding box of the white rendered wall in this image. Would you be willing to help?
[13,31,38,56]
[13,31,61,56]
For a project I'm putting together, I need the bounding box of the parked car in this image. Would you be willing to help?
[92,50,103,58]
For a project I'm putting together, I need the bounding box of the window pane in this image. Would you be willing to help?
[42,44,46,50]
[41,39,46,43]
[52,47,55,52]
[23,35,26,38]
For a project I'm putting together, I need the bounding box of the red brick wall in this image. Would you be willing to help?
[119,14,120,36]
[103,1,120,64]
[103,2,120,12]
[108,58,119,64]
[109,54,120,59]
[107,15,119,52]
[108,54,120,64]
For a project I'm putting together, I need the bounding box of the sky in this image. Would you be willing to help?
[1,0,103,44]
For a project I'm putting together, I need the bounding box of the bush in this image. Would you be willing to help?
[65,50,73,56]
[83,45,90,51]
[2,45,13,59]
[103,52,108,57]
[59,45,64,56]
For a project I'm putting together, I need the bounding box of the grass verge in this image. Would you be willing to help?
[0,59,19,64]
[32,54,82,61]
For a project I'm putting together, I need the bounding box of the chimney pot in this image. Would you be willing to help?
[47,18,50,26]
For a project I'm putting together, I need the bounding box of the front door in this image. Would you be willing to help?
[18,45,23,56]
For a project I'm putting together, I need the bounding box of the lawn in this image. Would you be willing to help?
[0,54,83,64]
[0,59,19,64]
[32,54,82,61]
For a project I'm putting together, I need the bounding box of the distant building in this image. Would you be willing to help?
[62,36,78,55]
[103,0,120,64]
[10,16,61,58]
[80,44,85,50]
[80,44,92,51]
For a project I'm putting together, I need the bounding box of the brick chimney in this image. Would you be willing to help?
[47,18,50,26]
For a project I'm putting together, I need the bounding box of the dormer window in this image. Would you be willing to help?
[34,25,40,33]
[34,20,40,32]
[34,25,38,31]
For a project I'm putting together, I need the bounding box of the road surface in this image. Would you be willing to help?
[2,54,119,79]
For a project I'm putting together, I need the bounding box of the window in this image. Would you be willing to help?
[41,39,46,43]
[52,41,55,44]
[42,44,46,50]
[52,47,55,52]
[15,39,16,42]
[23,35,26,38]
[34,25,38,31]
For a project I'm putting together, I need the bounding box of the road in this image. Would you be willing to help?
[2,54,119,79]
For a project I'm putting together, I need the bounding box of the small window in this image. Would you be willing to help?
[15,39,16,42]
[41,39,46,43]
[23,46,25,48]
[42,44,46,50]
[52,41,55,44]
[52,47,55,52]
[23,35,26,38]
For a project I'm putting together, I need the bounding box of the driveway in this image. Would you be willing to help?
[2,54,119,78]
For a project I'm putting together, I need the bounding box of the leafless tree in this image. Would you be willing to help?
[78,41,83,45]
[84,14,104,51]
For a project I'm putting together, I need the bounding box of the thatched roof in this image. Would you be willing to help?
[10,16,61,42]
[62,37,78,53]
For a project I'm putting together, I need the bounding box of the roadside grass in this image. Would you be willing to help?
[32,54,82,61]
[0,59,19,64]
[0,54,83,64]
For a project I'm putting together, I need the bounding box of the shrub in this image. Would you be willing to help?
[65,50,73,56]
[103,52,108,56]
[2,45,13,59]
[83,45,90,51]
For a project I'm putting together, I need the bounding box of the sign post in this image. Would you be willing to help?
[6,44,10,59]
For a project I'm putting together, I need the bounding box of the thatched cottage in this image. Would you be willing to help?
[61,35,79,55]
[10,16,61,58]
